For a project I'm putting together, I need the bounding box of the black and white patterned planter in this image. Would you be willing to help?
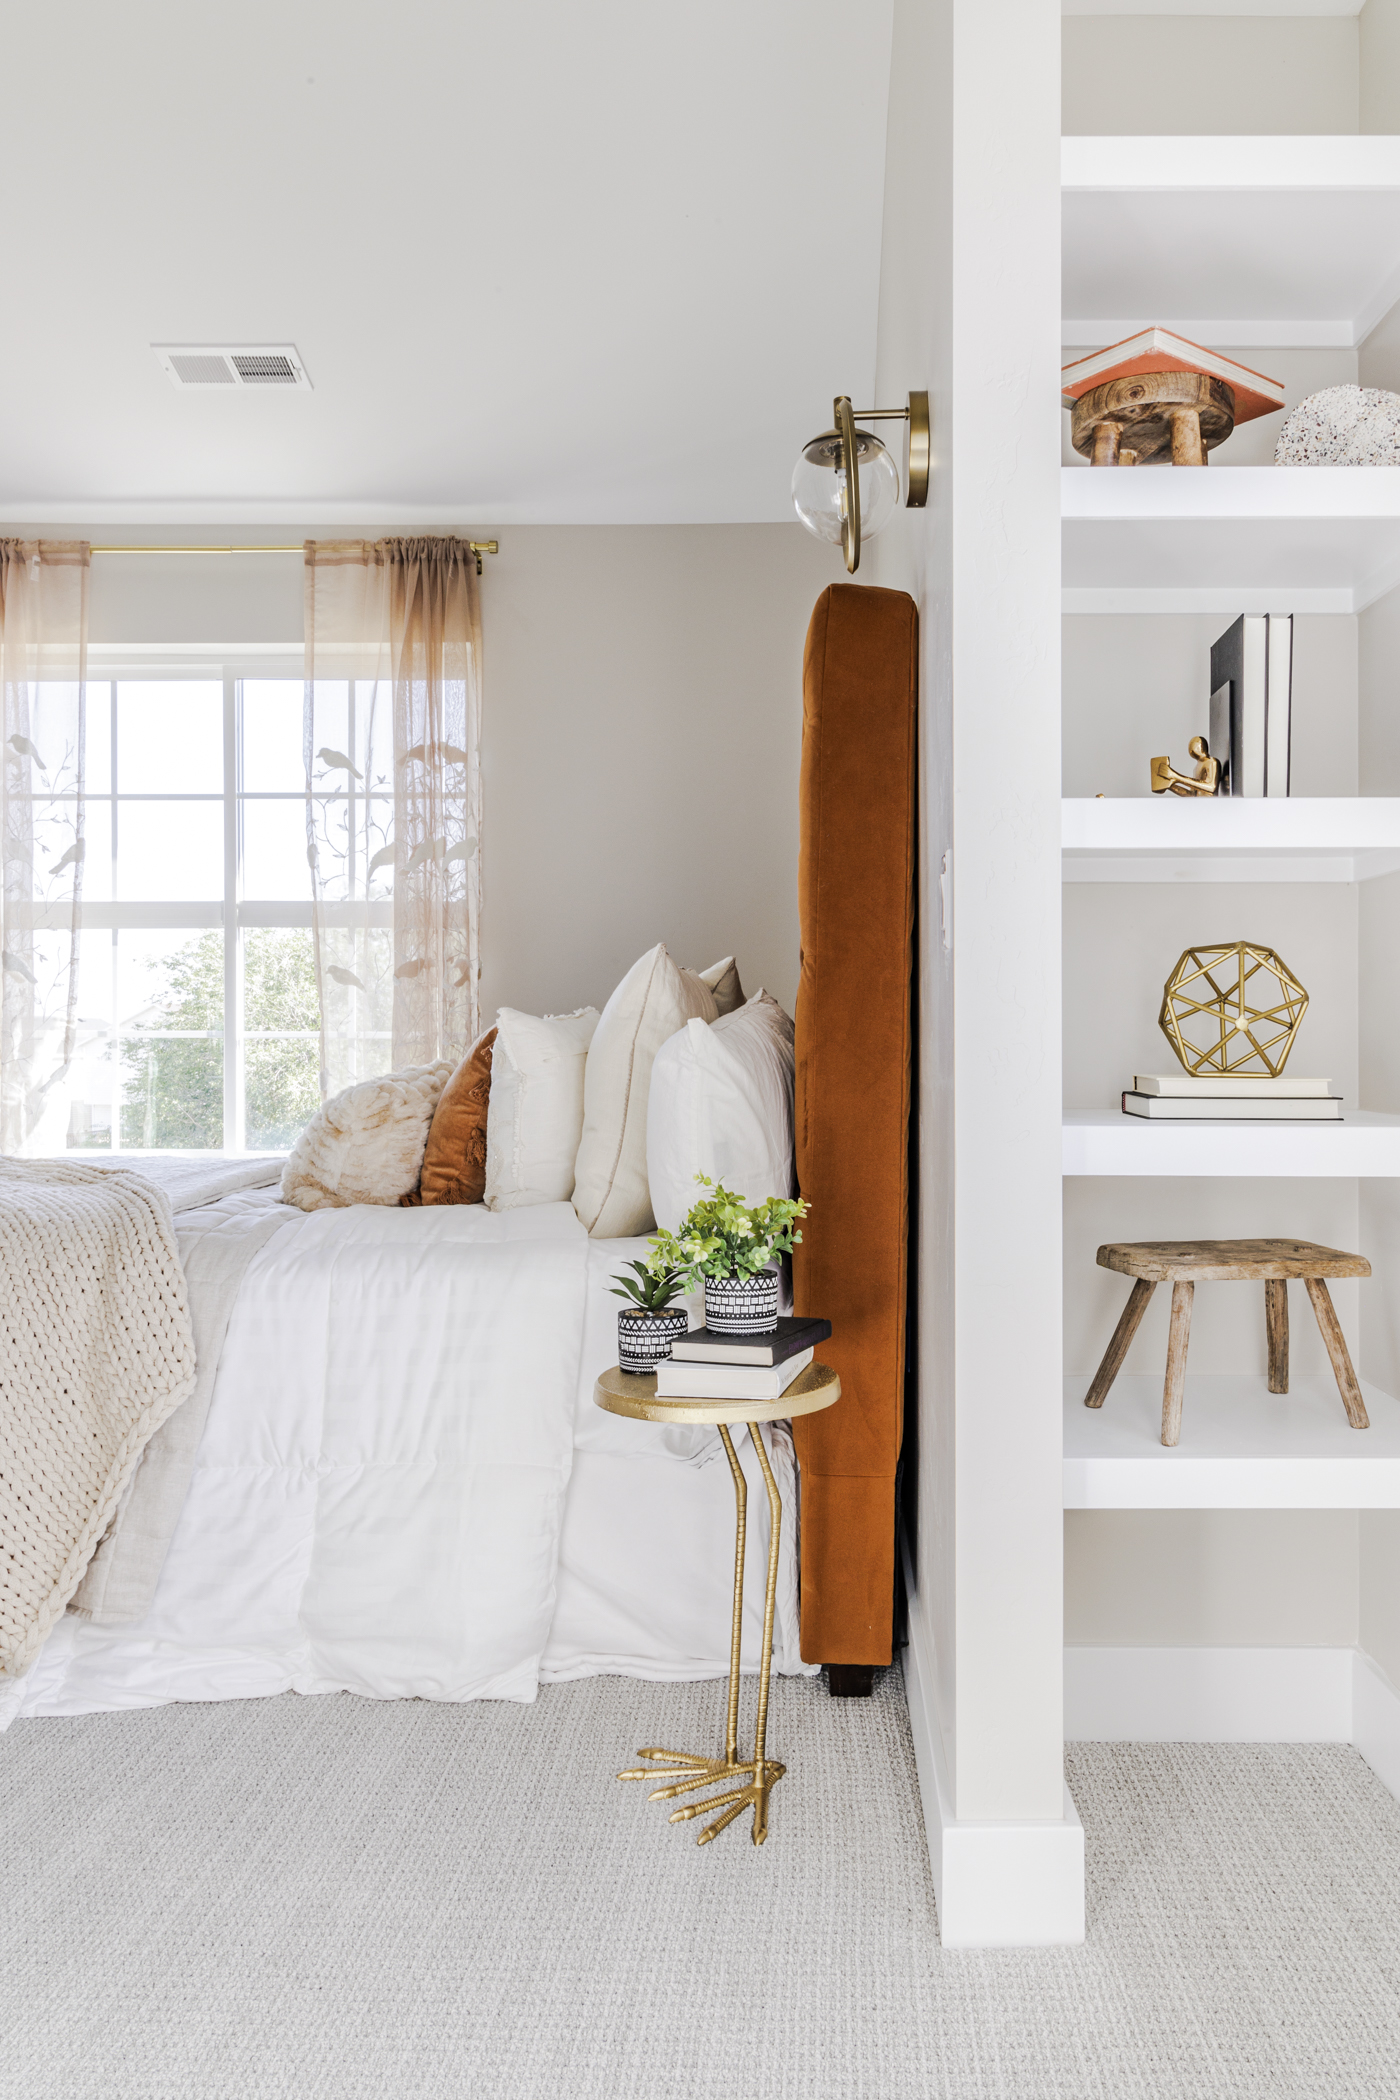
[618,1307,688,1375]
[704,1271,780,1335]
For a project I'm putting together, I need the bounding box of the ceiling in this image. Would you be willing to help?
[1,1,894,526]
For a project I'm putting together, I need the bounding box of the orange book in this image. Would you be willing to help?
[1061,329,1285,426]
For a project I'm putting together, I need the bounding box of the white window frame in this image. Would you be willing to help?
[70,644,390,1153]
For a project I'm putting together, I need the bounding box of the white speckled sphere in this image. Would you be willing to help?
[1274,385,1400,466]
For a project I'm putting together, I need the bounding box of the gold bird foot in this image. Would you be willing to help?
[617,1746,750,1790]
[667,1762,786,1846]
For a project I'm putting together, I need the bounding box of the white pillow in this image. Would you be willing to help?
[646,991,795,1235]
[572,944,718,1238]
[281,1061,455,1212]
[485,1006,600,1211]
[696,955,744,1017]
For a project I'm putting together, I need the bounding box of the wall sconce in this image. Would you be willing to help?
[791,391,929,574]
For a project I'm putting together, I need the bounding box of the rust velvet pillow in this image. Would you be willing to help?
[412,1026,496,1206]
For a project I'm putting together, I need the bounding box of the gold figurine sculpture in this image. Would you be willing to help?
[1159,941,1309,1076]
[1150,736,1220,797]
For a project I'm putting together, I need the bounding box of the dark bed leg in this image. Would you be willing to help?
[827,1665,875,1698]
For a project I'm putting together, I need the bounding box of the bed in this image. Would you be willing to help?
[2,1183,810,1729]
[3,579,919,1724]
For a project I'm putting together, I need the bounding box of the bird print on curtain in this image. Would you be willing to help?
[303,539,482,1096]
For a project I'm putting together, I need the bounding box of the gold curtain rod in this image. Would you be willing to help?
[88,542,500,556]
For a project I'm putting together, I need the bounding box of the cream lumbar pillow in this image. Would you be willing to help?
[572,944,718,1239]
[646,991,795,1234]
[484,1006,600,1211]
[281,1061,456,1212]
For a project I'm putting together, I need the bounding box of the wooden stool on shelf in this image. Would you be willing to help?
[1086,1239,1372,1448]
[1070,371,1236,466]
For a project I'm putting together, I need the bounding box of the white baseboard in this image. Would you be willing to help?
[1065,1645,1354,1743]
[1066,1643,1400,1809]
[900,1624,1400,1945]
[902,1553,1085,1949]
[1353,1652,1400,1802]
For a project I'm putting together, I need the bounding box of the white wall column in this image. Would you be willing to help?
[872,0,1080,1944]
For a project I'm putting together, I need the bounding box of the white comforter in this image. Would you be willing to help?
[4,1196,813,1728]
[9,1202,589,1719]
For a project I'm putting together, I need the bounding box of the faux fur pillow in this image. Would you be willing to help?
[281,1061,456,1212]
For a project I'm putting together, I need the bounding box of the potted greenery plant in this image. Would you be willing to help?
[611,1257,690,1373]
[646,1176,809,1336]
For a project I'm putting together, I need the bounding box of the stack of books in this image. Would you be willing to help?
[1122,1073,1342,1122]
[654,1315,833,1401]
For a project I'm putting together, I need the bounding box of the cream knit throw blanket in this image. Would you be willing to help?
[0,1160,196,1679]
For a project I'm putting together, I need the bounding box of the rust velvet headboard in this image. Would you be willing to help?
[791,582,918,1675]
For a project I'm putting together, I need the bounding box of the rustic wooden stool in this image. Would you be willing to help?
[1086,1239,1372,1447]
[1070,371,1235,466]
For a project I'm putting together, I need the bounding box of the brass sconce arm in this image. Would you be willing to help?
[834,397,861,577]
[843,396,931,513]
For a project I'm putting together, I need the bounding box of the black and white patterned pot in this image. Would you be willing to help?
[704,1271,780,1335]
[618,1307,688,1374]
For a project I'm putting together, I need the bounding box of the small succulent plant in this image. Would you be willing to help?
[610,1258,688,1315]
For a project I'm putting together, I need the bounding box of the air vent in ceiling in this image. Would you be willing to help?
[152,344,312,392]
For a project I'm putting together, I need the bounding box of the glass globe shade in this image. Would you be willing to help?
[791,429,901,546]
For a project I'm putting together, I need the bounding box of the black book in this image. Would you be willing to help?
[669,1315,832,1368]
[1209,613,1292,798]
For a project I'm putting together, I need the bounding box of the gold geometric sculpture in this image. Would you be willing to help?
[1159,941,1309,1076]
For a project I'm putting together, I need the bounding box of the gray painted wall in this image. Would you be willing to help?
[31,521,834,1022]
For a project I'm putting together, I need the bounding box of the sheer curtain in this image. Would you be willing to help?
[303,539,482,1096]
[0,542,89,1154]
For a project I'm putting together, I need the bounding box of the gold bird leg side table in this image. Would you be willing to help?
[594,1360,840,1846]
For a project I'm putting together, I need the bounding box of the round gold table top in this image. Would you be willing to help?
[594,1359,841,1426]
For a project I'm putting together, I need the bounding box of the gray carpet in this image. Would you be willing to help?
[5,1671,1400,2100]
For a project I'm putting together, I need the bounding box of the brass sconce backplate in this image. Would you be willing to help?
[905,390,930,507]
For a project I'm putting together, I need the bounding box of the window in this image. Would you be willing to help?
[39,659,387,1156]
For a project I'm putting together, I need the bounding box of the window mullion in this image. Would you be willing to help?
[108,683,119,1151]
[223,674,244,1151]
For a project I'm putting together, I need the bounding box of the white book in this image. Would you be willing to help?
[1266,613,1294,800]
[1123,1093,1341,1121]
[654,1347,815,1402]
[1209,614,1292,799]
[1133,1073,1335,1099]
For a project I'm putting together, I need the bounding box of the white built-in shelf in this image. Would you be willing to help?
[1062,465,1400,614]
[1062,136,1400,351]
[1062,797,1400,883]
[1064,1374,1400,1509]
[1064,1109,1400,1176]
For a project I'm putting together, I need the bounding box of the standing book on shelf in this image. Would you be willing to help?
[1209,614,1292,798]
